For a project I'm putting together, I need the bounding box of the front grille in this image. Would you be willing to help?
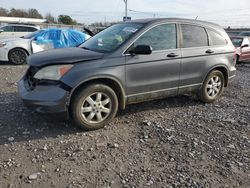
[25,66,39,90]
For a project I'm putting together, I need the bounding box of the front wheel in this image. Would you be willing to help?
[70,84,118,131]
[199,70,225,103]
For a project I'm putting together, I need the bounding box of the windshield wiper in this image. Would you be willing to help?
[81,46,91,50]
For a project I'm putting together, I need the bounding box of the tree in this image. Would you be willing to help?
[8,8,29,17]
[0,8,8,16]
[45,13,57,23]
[27,8,43,19]
[0,7,44,19]
[58,15,77,25]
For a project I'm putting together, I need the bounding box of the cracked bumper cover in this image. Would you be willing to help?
[18,78,70,113]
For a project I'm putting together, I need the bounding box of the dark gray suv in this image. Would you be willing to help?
[18,18,236,130]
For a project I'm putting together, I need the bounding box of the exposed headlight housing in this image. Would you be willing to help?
[34,64,73,80]
[0,42,6,48]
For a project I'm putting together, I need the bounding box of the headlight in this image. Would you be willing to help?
[0,42,6,48]
[34,64,73,80]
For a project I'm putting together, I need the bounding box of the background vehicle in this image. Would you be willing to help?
[18,18,236,131]
[237,31,250,37]
[226,31,241,37]
[0,28,91,65]
[231,36,250,63]
[0,24,39,39]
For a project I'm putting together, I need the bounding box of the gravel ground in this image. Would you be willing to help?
[0,62,249,188]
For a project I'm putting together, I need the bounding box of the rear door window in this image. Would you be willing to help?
[134,24,177,51]
[207,29,227,46]
[14,26,29,32]
[181,24,208,48]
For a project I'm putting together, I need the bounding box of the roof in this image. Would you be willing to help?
[5,24,38,27]
[124,18,222,29]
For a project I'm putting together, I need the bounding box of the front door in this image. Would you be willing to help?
[125,23,181,103]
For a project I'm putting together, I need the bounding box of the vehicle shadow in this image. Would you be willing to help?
[0,61,12,65]
[0,61,28,66]
[0,91,202,145]
[0,92,80,145]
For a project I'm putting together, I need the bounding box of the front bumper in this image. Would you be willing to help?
[0,47,9,61]
[18,77,70,113]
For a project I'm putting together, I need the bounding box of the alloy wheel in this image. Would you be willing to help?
[80,92,112,124]
[206,76,222,98]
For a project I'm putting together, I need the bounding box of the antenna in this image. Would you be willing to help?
[195,16,198,20]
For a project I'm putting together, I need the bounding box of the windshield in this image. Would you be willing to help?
[231,37,243,47]
[80,23,144,53]
[22,30,44,39]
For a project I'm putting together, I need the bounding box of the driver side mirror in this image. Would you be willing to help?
[241,44,249,48]
[129,45,152,55]
[0,29,4,33]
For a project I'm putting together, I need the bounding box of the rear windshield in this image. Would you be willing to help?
[231,38,243,47]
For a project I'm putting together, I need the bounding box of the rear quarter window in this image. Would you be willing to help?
[14,26,29,32]
[207,29,227,46]
[181,24,208,48]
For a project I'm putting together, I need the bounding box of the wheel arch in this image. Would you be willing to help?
[69,77,127,111]
[204,65,229,87]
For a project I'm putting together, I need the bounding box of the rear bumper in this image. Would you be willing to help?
[228,66,237,81]
[18,77,70,113]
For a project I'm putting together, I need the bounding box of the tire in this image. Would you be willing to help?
[8,48,28,65]
[70,84,118,131]
[236,55,240,64]
[199,70,225,103]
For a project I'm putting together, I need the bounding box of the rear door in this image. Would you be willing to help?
[180,24,233,94]
[179,24,210,93]
[14,26,30,38]
[125,23,181,103]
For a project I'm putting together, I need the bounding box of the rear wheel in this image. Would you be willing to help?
[8,48,28,65]
[199,70,225,103]
[70,84,118,130]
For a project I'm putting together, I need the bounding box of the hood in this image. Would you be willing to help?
[0,37,24,43]
[28,47,104,67]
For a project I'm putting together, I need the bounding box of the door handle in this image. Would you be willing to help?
[206,49,214,54]
[167,53,179,58]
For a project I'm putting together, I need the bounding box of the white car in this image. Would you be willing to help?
[0,29,91,65]
[0,24,39,39]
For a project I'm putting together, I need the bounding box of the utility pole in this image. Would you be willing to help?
[124,0,128,21]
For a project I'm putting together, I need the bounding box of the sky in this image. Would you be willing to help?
[1,0,250,27]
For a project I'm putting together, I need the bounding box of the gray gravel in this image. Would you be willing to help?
[0,62,249,188]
